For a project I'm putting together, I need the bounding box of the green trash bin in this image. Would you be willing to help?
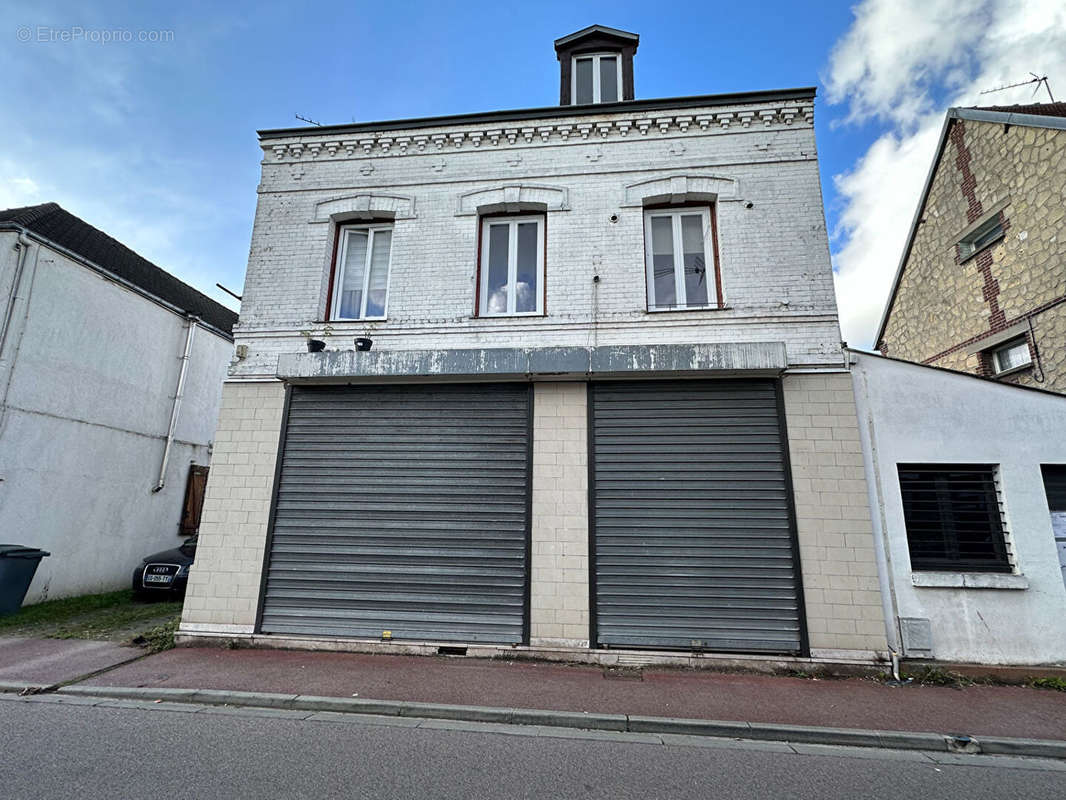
[0,545,50,616]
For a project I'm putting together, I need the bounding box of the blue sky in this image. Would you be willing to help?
[2,0,1063,345]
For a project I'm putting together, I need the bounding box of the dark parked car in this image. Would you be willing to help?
[132,536,197,599]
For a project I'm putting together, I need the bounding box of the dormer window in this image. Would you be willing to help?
[573,53,622,104]
[554,25,639,106]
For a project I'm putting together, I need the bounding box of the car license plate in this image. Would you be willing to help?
[145,574,172,584]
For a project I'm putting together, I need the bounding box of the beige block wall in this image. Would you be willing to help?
[782,372,889,656]
[180,380,286,633]
[184,375,888,660]
[529,382,590,647]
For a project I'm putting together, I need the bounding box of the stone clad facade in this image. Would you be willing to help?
[877,106,1066,393]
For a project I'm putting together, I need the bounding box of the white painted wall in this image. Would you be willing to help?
[234,97,841,380]
[850,351,1066,665]
[0,231,233,603]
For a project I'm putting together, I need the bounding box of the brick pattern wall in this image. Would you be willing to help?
[530,383,590,646]
[782,373,888,655]
[880,119,1066,393]
[231,98,843,380]
[180,381,285,632]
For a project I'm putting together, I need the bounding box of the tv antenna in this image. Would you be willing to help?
[216,283,243,302]
[979,73,1055,103]
[295,112,323,126]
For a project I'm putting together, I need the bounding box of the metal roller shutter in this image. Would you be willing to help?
[259,383,532,644]
[590,379,804,654]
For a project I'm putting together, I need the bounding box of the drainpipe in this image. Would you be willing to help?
[852,353,905,677]
[0,233,32,362]
[153,316,197,493]
[0,234,41,440]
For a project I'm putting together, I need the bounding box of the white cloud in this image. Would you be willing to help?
[0,168,43,209]
[826,0,1066,347]
[0,18,247,312]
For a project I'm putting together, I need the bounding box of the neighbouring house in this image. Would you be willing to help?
[875,102,1066,393]
[180,24,893,667]
[849,351,1066,665]
[0,203,237,603]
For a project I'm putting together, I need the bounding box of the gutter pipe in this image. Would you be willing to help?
[153,316,197,492]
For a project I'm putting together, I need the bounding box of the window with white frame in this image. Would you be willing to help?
[572,53,621,104]
[644,207,719,311]
[990,337,1032,374]
[332,223,393,320]
[478,215,544,317]
[958,215,1004,260]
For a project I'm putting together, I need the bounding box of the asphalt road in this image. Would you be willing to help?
[1,695,1063,799]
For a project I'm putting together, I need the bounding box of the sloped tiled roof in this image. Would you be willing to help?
[0,203,237,335]
[973,101,1066,119]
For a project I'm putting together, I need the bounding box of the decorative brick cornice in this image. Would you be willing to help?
[263,104,814,163]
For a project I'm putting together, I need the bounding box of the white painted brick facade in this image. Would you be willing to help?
[181,91,890,661]
[230,97,839,379]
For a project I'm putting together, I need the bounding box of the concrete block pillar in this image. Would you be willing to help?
[180,380,286,635]
[782,372,889,659]
[529,382,590,647]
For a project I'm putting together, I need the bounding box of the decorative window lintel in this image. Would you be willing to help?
[313,193,416,224]
[456,184,569,217]
[622,174,739,208]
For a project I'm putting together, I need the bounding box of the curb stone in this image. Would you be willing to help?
[9,683,1062,761]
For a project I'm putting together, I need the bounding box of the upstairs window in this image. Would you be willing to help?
[958,215,1004,260]
[478,215,544,317]
[332,223,393,320]
[572,53,621,104]
[990,337,1032,375]
[898,464,1012,573]
[644,207,721,311]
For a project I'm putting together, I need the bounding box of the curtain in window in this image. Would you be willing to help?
[339,232,368,318]
[365,230,391,317]
[650,216,676,308]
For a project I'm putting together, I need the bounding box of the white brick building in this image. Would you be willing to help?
[181,25,890,666]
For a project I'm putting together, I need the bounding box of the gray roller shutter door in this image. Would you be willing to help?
[590,379,804,654]
[259,383,531,644]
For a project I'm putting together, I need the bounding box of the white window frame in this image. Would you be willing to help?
[571,53,623,104]
[331,222,393,321]
[643,207,719,312]
[991,337,1032,375]
[478,215,545,317]
[958,215,1004,260]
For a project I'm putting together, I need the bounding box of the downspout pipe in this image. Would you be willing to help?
[153,316,198,493]
[0,234,41,441]
[0,233,32,360]
[848,350,905,678]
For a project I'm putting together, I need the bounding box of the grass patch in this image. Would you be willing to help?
[0,589,181,642]
[0,590,132,631]
[52,600,183,640]
[131,617,180,654]
[1029,676,1066,692]
[902,666,976,689]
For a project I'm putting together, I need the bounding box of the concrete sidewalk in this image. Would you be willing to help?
[58,646,1066,743]
[0,636,142,685]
